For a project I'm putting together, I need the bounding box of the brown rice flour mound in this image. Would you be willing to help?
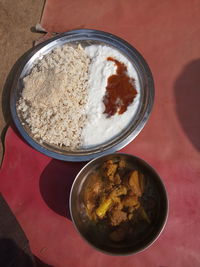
[17,44,90,149]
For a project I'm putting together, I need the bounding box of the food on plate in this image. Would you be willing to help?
[103,57,137,117]
[81,45,140,148]
[17,44,90,148]
[17,43,140,150]
[84,159,155,242]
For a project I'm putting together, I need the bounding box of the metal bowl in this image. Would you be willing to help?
[70,153,168,255]
[10,29,154,161]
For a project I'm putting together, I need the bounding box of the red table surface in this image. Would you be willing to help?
[1,0,200,266]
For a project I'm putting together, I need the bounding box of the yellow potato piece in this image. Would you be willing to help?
[139,206,151,224]
[139,172,145,194]
[129,170,142,197]
[96,198,112,219]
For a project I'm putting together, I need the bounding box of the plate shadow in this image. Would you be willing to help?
[174,59,200,151]
[39,159,86,219]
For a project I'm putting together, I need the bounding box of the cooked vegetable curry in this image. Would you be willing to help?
[84,159,155,242]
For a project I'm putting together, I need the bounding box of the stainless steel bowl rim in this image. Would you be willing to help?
[10,29,154,161]
[69,152,169,255]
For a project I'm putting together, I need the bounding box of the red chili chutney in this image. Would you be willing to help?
[103,57,137,117]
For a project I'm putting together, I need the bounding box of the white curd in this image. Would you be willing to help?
[82,45,140,148]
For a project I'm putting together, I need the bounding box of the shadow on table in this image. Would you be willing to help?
[0,238,34,267]
[39,159,86,219]
[174,59,200,152]
[0,238,53,267]
[1,123,33,166]
[35,256,54,267]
